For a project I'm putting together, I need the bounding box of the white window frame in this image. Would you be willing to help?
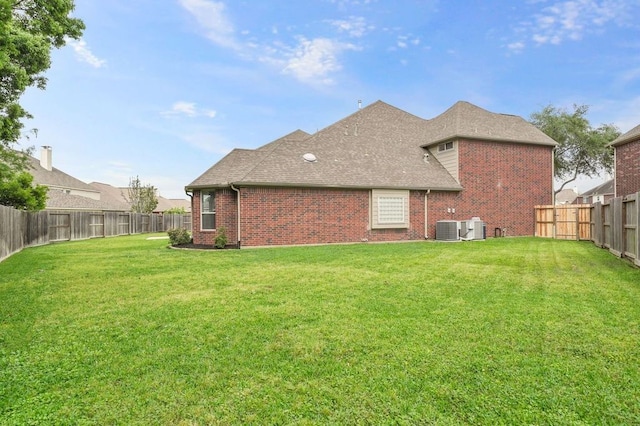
[201,190,216,230]
[371,189,410,229]
[438,141,454,152]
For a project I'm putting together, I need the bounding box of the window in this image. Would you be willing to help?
[371,189,410,229]
[438,141,454,152]
[201,190,216,230]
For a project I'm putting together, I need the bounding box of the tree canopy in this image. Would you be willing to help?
[0,168,47,210]
[1,0,84,152]
[530,104,620,195]
[0,0,83,209]
[127,176,158,214]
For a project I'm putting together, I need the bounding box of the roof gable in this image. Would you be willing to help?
[611,123,640,146]
[422,101,558,147]
[188,130,313,188]
[186,100,556,191]
[581,179,614,197]
[237,101,460,190]
[27,156,100,194]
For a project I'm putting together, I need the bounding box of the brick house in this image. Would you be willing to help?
[610,124,640,198]
[186,101,556,247]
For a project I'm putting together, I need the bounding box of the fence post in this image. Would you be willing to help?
[633,191,640,267]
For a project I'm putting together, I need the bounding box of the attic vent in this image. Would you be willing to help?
[302,153,317,163]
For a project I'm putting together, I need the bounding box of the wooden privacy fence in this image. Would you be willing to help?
[0,206,192,262]
[591,192,639,266]
[535,191,640,267]
[534,204,592,240]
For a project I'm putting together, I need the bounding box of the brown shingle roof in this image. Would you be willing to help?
[188,130,310,188]
[45,190,120,210]
[238,101,460,190]
[611,123,640,146]
[422,101,558,147]
[187,100,556,191]
[581,179,614,197]
[27,156,100,194]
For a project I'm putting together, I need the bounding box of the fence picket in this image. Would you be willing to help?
[535,191,640,265]
[0,207,192,262]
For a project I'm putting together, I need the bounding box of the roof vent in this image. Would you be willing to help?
[302,153,317,163]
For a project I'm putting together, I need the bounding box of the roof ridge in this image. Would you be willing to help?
[233,131,314,183]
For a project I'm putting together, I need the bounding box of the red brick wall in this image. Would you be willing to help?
[191,189,238,246]
[450,139,554,236]
[615,140,640,198]
[239,187,426,246]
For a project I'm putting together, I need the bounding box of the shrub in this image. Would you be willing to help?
[164,207,186,214]
[167,228,191,246]
[215,226,227,249]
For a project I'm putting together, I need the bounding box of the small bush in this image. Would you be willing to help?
[164,207,186,214]
[168,228,191,246]
[215,226,228,249]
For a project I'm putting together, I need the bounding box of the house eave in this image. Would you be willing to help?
[190,181,463,192]
[421,135,558,148]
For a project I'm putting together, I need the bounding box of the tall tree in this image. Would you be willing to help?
[530,104,620,195]
[127,176,158,214]
[0,0,84,173]
[0,169,47,210]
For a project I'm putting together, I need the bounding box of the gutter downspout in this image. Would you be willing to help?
[230,184,241,248]
[185,189,193,233]
[425,189,431,239]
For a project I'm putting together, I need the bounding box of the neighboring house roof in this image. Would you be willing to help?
[89,182,132,210]
[581,179,614,197]
[156,197,191,212]
[187,100,556,191]
[610,123,640,147]
[556,188,579,204]
[27,155,100,196]
[421,101,558,147]
[45,190,121,210]
[90,182,191,212]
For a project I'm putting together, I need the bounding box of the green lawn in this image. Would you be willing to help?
[1,236,639,425]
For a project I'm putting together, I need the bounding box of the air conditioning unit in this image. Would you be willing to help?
[460,217,485,241]
[436,220,460,241]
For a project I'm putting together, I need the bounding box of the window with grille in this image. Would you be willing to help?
[378,196,405,223]
[371,189,409,229]
[201,190,216,230]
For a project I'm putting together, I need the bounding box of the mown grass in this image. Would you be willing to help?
[1,236,639,424]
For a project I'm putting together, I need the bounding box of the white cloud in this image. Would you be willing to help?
[282,37,358,85]
[507,41,526,52]
[177,0,238,49]
[177,0,363,86]
[66,38,106,68]
[328,16,372,38]
[513,0,638,49]
[394,35,420,50]
[162,101,217,118]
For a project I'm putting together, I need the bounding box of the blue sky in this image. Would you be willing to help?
[18,0,640,199]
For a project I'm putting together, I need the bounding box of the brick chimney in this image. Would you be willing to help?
[40,146,52,171]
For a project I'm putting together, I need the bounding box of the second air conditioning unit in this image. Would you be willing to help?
[460,217,485,241]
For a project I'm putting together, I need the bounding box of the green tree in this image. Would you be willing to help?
[530,104,620,195]
[0,0,84,172]
[127,176,158,213]
[0,168,47,210]
[164,206,186,214]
